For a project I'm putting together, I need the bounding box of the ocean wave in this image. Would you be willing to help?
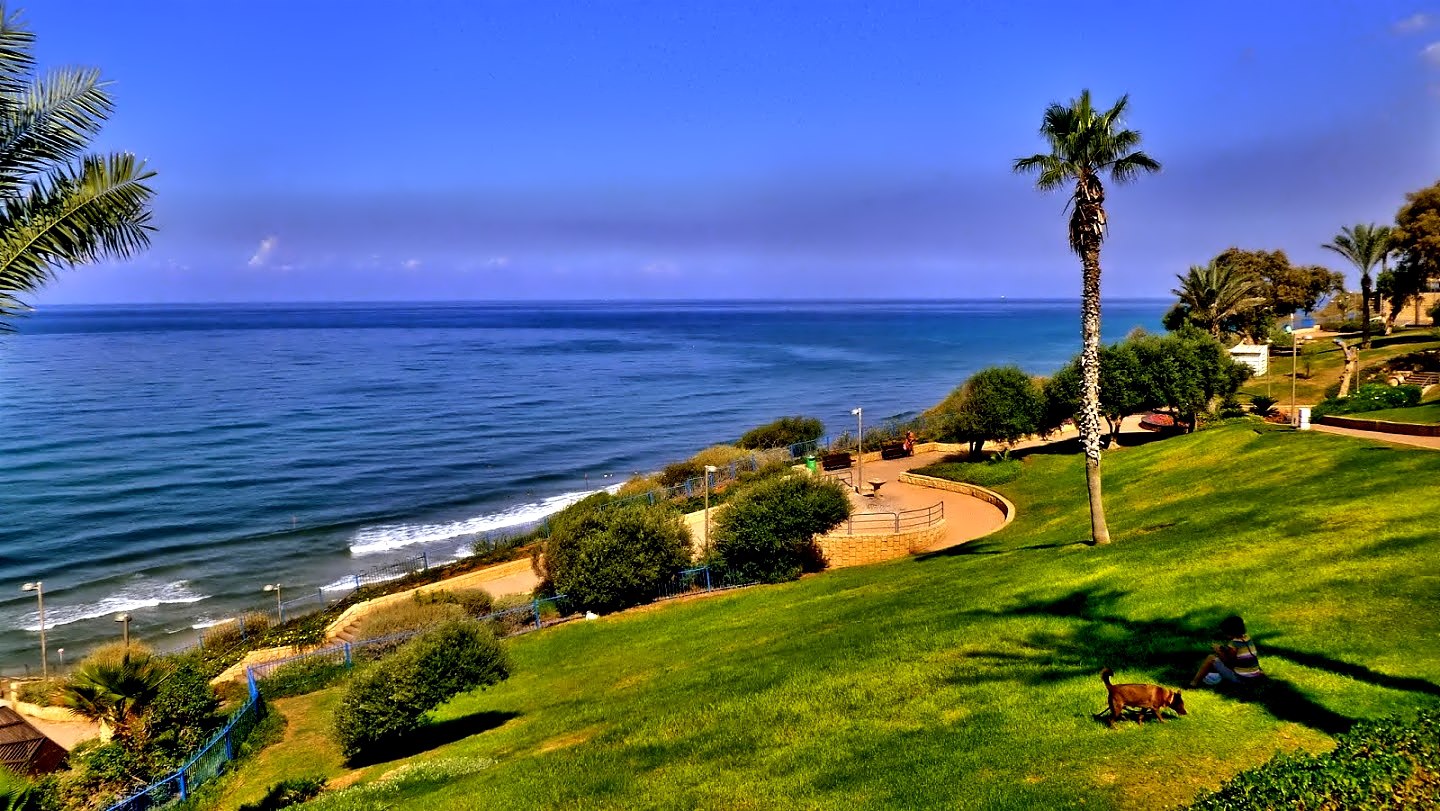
[16,580,207,631]
[347,489,598,557]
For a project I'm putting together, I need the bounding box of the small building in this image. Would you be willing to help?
[0,706,68,775]
[1229,343,1269,376]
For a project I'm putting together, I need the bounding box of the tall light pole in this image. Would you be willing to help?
[703,465,718,557]
[115,613,132,649]
[851,407,863,493]
[56,648,64,670]
[1289,313,1297,425]
[21,582,46,679]
[263,583,283,623]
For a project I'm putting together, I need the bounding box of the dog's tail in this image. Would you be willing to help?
[1100,667,1114,686]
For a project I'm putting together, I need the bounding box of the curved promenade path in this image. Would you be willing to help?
[841,449,1009,552]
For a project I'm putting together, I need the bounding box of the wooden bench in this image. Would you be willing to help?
[880,443,910,460]
[821,452,852,471]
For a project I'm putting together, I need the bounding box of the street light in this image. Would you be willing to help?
[115,613,132,649]
[263,583,283,622]
[21,582,46,679]
[1286,315,1297,425]
[56,648,64,670]
[703,465,718,557]
[851,407,863,493]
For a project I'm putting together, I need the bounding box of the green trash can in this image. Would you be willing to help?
[805,454,817,473]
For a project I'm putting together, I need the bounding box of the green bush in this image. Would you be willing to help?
[738,416,824,450]
[1249,394,1278,417]
[145,658,221,761]
[1312,383,1422,419]
[260,657,350,699]
[15,678,62,707]
[712,474,851,583]
[540,502,692,613]
[333,620,510,761]
[238,776,326,811]
[1187,708,1440,810]
[910,458,1022,488]
[657,459,705,488]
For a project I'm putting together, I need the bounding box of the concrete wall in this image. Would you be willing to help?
[896,472,1016,530]
[1318,414,1440,437]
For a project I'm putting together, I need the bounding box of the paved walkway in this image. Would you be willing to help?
[1312,423,1440,450]
[837,450,1008,552]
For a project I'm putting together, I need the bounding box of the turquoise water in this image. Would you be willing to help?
[0,300,1166,668]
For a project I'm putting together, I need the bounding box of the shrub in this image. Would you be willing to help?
[15,678,62,707]
[237,776,326,811]
[540,503,692,613]
[928,366,1046,454]
[260,657,351,699]
[333,620,510,761]
[1187,708,1440,810]
[657,459,704,488]
[145,658,221,761]
[1312,383,1423,419]
[357,600,465,639]
[712,475,850,583]
[738,416,824,450]
[1215,393,1247,419]
[1250,394,1278,417]
[911,459,1022,488]
[416,588,494,617]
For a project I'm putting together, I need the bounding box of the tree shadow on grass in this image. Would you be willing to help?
[348,710,520,766]
[942,588,1440,737]
[916,539,1080,559]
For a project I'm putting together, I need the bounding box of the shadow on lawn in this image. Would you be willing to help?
[949,589,1440,737]
[348,710,520,766]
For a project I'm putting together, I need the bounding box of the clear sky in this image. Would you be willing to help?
[24,1,1440,303]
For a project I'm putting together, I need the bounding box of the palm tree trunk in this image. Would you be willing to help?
[1078,246,1110,545]
[1360,273,1373,349]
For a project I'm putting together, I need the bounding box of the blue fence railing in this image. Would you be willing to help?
[104,671,264,811]
[657,565,756,601]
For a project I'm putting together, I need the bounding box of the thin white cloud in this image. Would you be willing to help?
[1425,41,1440,65]
[1395,12,1431,33]
[486,256,511,267]
[641,260,679,276]
[401,258,422,270]
[247,236,278,267]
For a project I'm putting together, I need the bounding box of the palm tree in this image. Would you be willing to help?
[0,4,155,330]
[1014,90,1160,545]
[60,652,164,743]
[1170,261,1264,340]
[1321,224,1391,348]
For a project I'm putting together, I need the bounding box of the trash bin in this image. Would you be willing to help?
[805,454,817,473]
[1298,406,1311,431]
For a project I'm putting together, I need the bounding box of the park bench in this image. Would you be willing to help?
[880,443,910,460]
[821,452,852,471]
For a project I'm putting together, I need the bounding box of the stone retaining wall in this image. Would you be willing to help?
[896,472,1016,531]
[815,521,947,568]
[1318,415,1440,437]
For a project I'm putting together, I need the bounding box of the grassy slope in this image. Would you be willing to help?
[1240,329,1440,404]
[229,422,1440,810]
[209,691,350,811]
[1357,402,1440,425]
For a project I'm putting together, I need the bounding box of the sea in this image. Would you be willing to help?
[0,299,1166,671]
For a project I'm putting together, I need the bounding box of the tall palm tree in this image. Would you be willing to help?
[1170,261,1264,340]
[60,652,164,743]
[1321,224,1390,348]
[0,4,155,330]
[1015,90,1160,545]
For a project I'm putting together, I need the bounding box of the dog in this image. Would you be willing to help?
[1100,667,1187,728]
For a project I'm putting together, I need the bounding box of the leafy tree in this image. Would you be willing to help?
[60,652,164,744]
[1376,264,1426,332]
[540,501,691,613]
[1166,261,1264,339]
[1014,89,1160,545]
[712,475,850,583]
[1044,342,1146,441]
[1130,329,1251,431]
[144,658,220,762]
[0,6,156,329]
[1391,180,1440,325]
[1322,224,1392,348]
[737,416,824,450]
[930,366,1045,455]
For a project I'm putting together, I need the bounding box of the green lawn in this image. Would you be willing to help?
[223,422,1440,810]
[1241,329,1440,405]
[1351,402,1440,425]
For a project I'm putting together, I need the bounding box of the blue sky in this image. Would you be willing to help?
[26,1,1440,303]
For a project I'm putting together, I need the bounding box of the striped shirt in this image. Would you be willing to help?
[1228,635,1263,678]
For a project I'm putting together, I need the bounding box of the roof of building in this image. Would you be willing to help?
[0,706,68,775]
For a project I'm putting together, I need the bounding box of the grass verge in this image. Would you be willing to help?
[216,421,1440,810]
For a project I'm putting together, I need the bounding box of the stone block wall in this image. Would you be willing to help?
[815,521,947,569]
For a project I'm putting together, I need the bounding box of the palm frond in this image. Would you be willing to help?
[0,151,155,326]
[0,67,113,190]
[0,4,34,101]
[1108,150,1161,183]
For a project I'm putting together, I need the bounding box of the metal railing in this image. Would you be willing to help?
[838,502,945,535]
[656,565,756,600]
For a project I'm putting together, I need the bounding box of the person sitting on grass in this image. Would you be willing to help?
[1191,614,1265,687]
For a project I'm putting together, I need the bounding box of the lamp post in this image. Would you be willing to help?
[56,648,64,670]
[21,582,46,679]
[263,583,283,623]
[115,613,132,649]
[851,407,863,493]
[1289,313,1297,426]
[703,465,718,557]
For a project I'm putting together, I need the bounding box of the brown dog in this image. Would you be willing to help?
[1100,667,1187,728]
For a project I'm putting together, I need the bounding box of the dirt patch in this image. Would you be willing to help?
[536,725,601,754]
